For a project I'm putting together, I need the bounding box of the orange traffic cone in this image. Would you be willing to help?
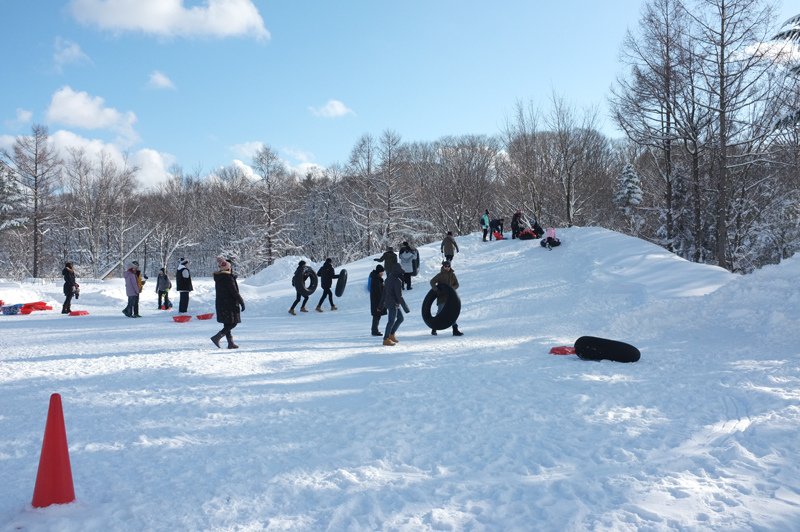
[31,393,75,508]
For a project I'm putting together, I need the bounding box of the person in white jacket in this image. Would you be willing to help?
[398,241,418,290]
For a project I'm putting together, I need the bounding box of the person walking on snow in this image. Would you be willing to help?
[429,260,463,336]
[440,231,459,262]
[374,245,398,272]
[289,260,310,315]
[210,257,245,349]
[155,267,172,309]
[369,264,386,336]
[380,263,406,346]
[122,262,142,317]
[176,258,193,313]
[315,258,339,311]
[480,210,491,241]
[398,241,417,290]
[61,261,78,314]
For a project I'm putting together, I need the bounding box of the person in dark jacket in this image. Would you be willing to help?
[176,258,193,313]
[369,264,386,336]
[429,260,463,336]
[61,261,78,314]
[289,260,310,315]
[380,263,406,346]
[155,267,172,309]
[440,231,459,262]
[374,246,398,272]
[511,210,522,239]
[210,257,245,349]
[315,258,339,312]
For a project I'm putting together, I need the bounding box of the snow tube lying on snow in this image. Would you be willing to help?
[574,336,640,363]
[335,269,348,297]
[421,284,461,330]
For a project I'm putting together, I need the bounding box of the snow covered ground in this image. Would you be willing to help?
[1,226,799,531]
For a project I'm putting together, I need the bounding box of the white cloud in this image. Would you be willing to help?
[54,37,92,72]
[46,86,140,147]
[4,108,33,129]
[309,99,355,119]
[230,141,264,160]
[68,0,270,40]
[148,71,176,90]
[50,129,174,189]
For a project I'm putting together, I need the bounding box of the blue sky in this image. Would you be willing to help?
[1,1,797,187]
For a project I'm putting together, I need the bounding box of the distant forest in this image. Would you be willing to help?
[2,0,798,279]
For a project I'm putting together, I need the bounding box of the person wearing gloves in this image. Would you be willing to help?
[315,258,339,312]
[210,257,245,349]
[176,258,193,313]
[289,260,310,315]
[429,260,463,336]
[380,263,407,346]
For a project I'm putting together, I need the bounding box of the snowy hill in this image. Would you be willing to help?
[1,226,799,531]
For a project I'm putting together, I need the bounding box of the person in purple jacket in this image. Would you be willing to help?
[122,261,142,318]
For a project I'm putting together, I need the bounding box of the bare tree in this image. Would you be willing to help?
[1,125,62,277]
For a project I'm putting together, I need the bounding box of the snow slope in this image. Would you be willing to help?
[1,226,798,531]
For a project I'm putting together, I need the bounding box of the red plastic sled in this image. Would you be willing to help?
[549,346,576,355]
[195,313,214,320]
[492,231,504,240]
[173,315,192,323]
[68,310,89,316]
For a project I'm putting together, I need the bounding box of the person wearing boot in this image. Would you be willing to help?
[369,264,386,336]
[315,258,339,312]
[289,260,310,315]
[381,264,406,346]
[429,260,464,336]
[210,257,244,349]
[155,267,172,309]
[61,261,77,314]
[176,258,193,313]
[122,261,142,317]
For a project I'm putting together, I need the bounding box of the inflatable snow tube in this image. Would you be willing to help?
[299,266,318,297]
[421,284,461,330]
[574,336,640,363]
[335,269,348,297]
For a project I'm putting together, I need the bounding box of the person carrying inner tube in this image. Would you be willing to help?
[289,260,310,315]
[315,258,339,312]
[429,260,463,336]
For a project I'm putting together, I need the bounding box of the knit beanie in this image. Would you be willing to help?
[217,257,231,271]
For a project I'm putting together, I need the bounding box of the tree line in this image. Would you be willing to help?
[1,0,797,280]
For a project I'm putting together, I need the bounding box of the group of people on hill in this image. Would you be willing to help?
[481,209,546,241]
[119,258,196,318]
[369,235,463,346]
[288,257,341,315]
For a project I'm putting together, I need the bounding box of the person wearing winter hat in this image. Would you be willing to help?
[315,258,339,312]
[61,261,78,314]
[210,256,245,349]
[369,264,386,336]
[429,260,463,336]
[155,267,172,310]
[289,260,310,315]
[122,261,142,317]
[176,258,193,313]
